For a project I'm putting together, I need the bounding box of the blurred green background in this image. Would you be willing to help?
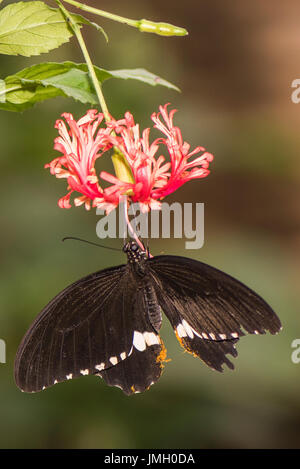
[1,0,300,449]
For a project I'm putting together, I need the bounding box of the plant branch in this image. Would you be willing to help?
[61,0,188,36]
[56,0,110,121]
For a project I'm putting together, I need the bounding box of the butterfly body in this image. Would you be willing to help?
[124,243,163,332]
[15,241,282,395]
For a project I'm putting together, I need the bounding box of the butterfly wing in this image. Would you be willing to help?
[15,263,166,394]
[15,264,133,392]
[98,286,167,395]
[148,255,281,371]
[151,282,239,372]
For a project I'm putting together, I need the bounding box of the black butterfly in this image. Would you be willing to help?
[15,240,282,395]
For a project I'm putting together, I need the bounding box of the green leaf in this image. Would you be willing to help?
[71,13,109,44]
[0,62,180,112]
[105,68,180,92]
[0,1,80,56]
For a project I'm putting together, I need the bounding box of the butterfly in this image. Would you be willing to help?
[14,240,282,395]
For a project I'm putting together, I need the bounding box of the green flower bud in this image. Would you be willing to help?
[138,19,188,37]
[112,150,135,187]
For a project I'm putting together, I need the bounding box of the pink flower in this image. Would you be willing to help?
[45,109,115,210]
[45,105,213,213]
[150,104,214,199]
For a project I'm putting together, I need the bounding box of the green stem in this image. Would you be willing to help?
[62,0,138,28]
[56,0,110,122]
[61,0,188,36]
[56,0,135,184]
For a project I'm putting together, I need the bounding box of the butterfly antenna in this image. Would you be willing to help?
[62,237,122,252]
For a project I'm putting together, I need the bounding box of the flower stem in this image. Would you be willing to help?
[56,0,110,122]
[62,0,138,28]
[56,0,135,187]
[61,0,188,36]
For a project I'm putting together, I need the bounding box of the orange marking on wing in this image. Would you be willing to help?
[175,331,198,358]
[175,331,185,348]
[156,341,171,368]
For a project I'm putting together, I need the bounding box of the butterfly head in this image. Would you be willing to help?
[123,240,148,264]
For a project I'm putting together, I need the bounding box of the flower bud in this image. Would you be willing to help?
[112,150,135,186]
[138,19,188,37]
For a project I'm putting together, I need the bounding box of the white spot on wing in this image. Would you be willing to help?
[133,331,146,352]
[182,320,194,339]
[66,374,72,380]
[80,369,89,375]
[219,334,227,340]
[209,333,216,340]
[109,356,118,366]
[176,323,187,338]
[231,332,239,338]
[95,363,105,371]
[143,332,160,346]
[191,327,202,338]
[120,352,126,360]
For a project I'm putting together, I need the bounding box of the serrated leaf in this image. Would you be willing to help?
[106,68,180,92]
[84,64,180,92]
[72,13,109,43]
[0,1,80,56]
[0,62,180,112]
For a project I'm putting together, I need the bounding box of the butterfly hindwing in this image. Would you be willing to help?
[98,286,167,394]
[151,278,238,371]
[98,343,165,395]
[176,335,238,372]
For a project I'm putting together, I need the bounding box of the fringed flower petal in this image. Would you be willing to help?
[45,105,213,214]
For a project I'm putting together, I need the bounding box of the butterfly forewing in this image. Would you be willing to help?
[14,264,137,392]
[149,255,282,341]
[15,261,167,393]
[148,255,281,371]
